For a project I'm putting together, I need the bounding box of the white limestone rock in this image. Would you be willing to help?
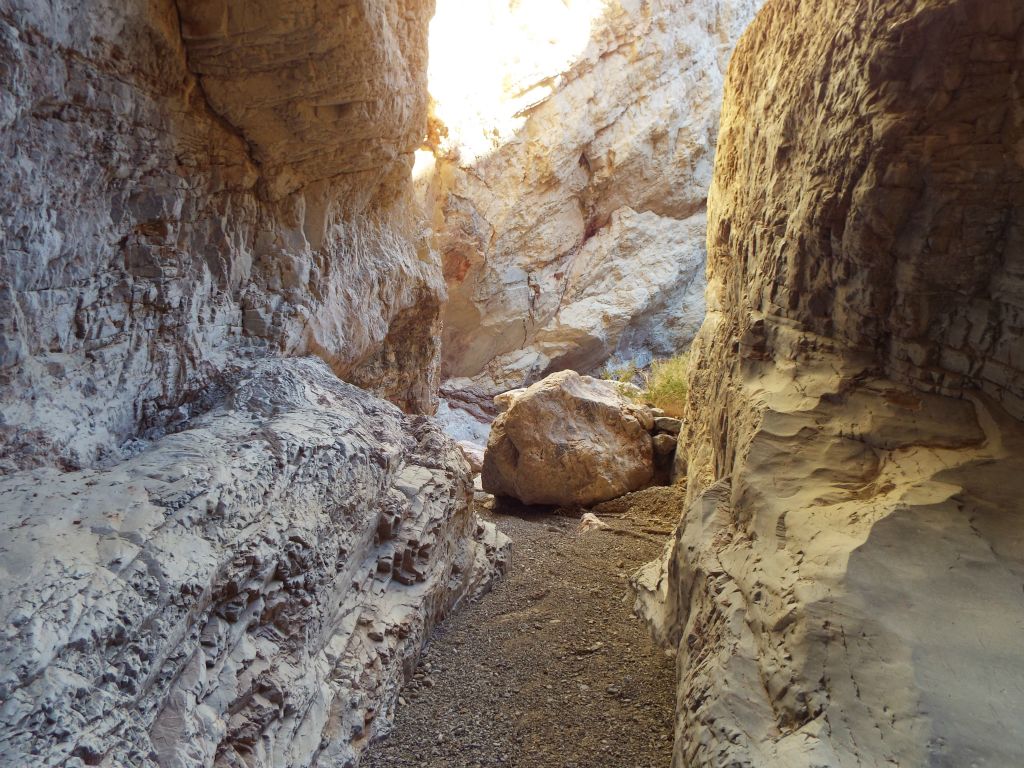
[0,358,508,767]
[0,0,442,472]
[423,0,764,401]
[481,370,654,507]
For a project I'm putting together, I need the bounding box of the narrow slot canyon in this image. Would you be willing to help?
[1,1,1022,768]
[362,490,685,768]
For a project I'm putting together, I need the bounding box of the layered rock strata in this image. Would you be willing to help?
[0,358,508,767]
[0,0,441,472]
[423,0,763,410]
[0,2,515,766]
[635,1,1024,765]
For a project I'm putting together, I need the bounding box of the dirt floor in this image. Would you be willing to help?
[361,485,687,768]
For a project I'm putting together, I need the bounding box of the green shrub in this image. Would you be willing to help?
[597,351,691,416]
[640,351,690,418]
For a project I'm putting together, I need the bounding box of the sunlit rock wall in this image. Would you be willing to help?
[0,358,507,767]
[634,1,1024,765]
[0,2,511,766]
[0,0,441,472]
[420,0,763,410]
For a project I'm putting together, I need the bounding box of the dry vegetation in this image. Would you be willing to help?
[600,350,691,418]
[641,352,690,417]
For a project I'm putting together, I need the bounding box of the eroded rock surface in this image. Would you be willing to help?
[175,0,432,206]
[0,358,508,768]
[0,3,517,765]
[0,0,442,472]
[482,371,654,507]
[634,1,1024,766]
[423,0,763,406]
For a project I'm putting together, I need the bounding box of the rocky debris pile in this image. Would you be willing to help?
[481,371,682,507]
[0,358,508,768]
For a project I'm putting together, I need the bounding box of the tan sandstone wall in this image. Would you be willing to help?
[635,1,1024,765]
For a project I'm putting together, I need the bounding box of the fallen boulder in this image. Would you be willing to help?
[482,371,654,506]
[653,433,678,456]
[653,416,682,435]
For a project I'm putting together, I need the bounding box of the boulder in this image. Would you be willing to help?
[481,371,654,506]
[652,433,678,456]
[653,416,682,435]
[493,388,527,413]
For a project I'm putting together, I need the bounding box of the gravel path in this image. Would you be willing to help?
[362,486,685,768]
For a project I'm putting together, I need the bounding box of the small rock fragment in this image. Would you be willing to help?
[653,417,682,435]
[456,441,485,474]
[652,433,678,456]
[579,513,611,531]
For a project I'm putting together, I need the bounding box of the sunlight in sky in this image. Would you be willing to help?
[421,0,607,171]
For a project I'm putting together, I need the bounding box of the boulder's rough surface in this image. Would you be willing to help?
[482,371,654,506]
[0,358,508,768]
[652,432,677,456]
[634,1,1024,766]
[0,0,441,472]
[422,0,763,405]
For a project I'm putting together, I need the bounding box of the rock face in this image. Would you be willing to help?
[421,0,763,404]
[482,371,654,506]
[634,1,1024,766]
[0,2,512,765]
[175,0,432,207]
[0,0,442,472]
[0,358,508,767]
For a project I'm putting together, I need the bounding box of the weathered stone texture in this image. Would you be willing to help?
[425,0,763,405]
[482,370,655,507]
[0,0,441,472]
[0,3,513,766]
[0,358,508,767]
[706,0,1024,419]
[634,1,1024,766]
[175,0,432,206]
[634,1,1024,768]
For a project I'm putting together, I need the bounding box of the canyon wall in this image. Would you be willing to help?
[0,1,509,765]
[422,0,763,413]
[0,0,442,472]
[0,359,506,767]
[635,0,1024,765]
